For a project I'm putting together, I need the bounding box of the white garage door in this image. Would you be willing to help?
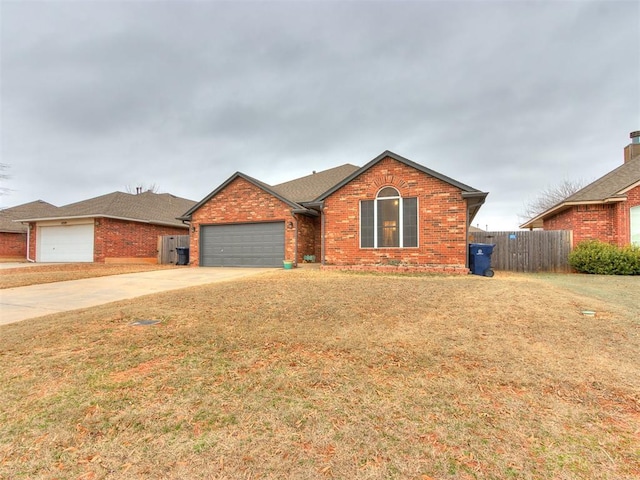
[38,224,94,262]
[631,206,640,246]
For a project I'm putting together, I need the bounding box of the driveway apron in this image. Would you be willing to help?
[0,268,269,326]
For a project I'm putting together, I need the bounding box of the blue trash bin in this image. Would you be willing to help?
[469,243,495,277]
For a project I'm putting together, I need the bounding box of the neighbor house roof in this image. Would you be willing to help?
[520,154,640,229]
[0,200,58,233]
[16,191,196,228]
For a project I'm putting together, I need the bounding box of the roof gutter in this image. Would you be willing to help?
[462,191,489,224]
[291,207,319,217]
[14,214,189,229]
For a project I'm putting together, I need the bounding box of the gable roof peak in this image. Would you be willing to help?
[315,150,484,202]
[179,170,306,221]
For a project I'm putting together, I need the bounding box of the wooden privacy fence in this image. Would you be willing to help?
[158,235,190,265]
[469,230,573,273]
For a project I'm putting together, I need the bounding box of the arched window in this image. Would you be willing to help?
[360,187,418,248]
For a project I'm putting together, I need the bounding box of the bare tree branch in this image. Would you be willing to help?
[0,163,11,197]
[519,178,587,222]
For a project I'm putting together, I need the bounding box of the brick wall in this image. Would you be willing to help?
[295,214,320,263]
[544,185,640,247]
[94,218,187,263]
[189,177,296,266]
[0,232,27,259]
[544,205,616,245]
[28,223,36,260]
[322,156,469,268]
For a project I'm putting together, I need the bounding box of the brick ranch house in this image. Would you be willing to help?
[520,131,640,247]
[179,150,488,273]
[16,191,195,263]
[0,200,58,260]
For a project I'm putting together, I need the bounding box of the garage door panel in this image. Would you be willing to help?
[201,222,285,267]
[38,224,94,262]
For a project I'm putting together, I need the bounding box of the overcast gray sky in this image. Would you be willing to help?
[1,0,638,230]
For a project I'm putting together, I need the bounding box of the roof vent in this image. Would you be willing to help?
[631,131,640,144]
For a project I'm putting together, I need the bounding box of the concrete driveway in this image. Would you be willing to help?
[0,267,271,326]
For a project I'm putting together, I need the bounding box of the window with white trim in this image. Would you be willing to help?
[631,205,640,246]
[360,187,418,248]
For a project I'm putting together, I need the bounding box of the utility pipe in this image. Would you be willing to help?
[321,205,325,266]
[292,212,299,267]
[25,223,35,262]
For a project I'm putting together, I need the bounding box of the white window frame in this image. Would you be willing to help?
[359,187,419,249]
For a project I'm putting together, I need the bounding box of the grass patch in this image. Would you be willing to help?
[1,270,638,479]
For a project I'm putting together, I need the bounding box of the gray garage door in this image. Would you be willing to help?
[200,222,285,267]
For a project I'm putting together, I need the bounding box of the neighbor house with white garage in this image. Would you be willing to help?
[16,190,195,263]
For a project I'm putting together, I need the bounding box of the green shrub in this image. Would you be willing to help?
[568,240,640,275]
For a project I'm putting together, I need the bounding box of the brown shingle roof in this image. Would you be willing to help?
[0,200,58,233]
[181,164,361,220]
[182,152,488,221]
[16,191,196,228]
[271,164,360,203]
[520,154,640,229]
[563,155,640,202]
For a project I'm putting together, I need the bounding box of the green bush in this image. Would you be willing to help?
[568,240,640,275]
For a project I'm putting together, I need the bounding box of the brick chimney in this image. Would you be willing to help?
[624,130,640,163]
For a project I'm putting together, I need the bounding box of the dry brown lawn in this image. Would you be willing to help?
[0,263,175,289]
[1,269,638,479]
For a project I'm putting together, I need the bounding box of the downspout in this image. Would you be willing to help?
[291,212,299,267]
[465,205,470,270]
[321,206,325,266]
[25,223,35,262]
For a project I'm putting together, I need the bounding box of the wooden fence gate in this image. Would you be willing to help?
[468,230,573,273]
[158,235,190,265]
